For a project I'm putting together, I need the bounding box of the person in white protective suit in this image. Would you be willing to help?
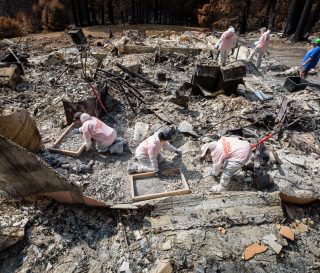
[215,26,237,66]
[73,112,126,153]
[247,27,271,68]
[132,131,181,175]
[201,136,252,192]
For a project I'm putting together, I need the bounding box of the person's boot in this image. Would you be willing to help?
[127,162,138,174]
[210,184,227,192]
[109,142,124,154]
[158,154,166,163]
[115,137,128,145]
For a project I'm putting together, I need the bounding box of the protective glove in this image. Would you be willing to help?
[71,128,80,134]
[175,150,182,157]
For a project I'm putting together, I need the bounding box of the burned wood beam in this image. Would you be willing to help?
[116,62,161,88]
[7,48,24,75]
[95,69,147,103]
[275,96,291,123]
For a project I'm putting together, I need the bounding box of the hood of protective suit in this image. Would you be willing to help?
[80,113,91,123]
[200,142,217,158]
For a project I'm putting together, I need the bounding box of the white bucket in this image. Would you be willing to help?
[134,122,149,142]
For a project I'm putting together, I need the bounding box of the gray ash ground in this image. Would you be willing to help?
[1,26,320,273]
[133,174,184,196]
[57,131,83,151]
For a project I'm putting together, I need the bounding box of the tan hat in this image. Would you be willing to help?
[200,142,217,158]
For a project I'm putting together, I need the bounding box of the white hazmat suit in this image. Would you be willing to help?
[202,136,252,192]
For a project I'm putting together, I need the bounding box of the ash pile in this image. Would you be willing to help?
[0,26,320,273]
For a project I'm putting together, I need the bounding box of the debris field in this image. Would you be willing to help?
[0,25,320,273]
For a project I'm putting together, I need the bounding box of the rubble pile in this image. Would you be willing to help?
[0,26,320,272]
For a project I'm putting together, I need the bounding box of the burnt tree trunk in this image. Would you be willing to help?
[91,5,97,25]
[282,0,304,38]
[70,0,79,26]
[100,0,105,25]
[292,0,314,41]
[107,0,115,24]
[267,0,277,30]
[304,0,320,36]
[83,0,91,26]
[154,0,159,23]
[239,0,251,34]
[130,0,135,24]
[76,0,85,26]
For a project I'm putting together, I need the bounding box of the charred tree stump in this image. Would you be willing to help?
[292,0,315,41]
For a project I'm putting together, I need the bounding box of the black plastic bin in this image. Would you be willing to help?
[68,28,87,45]
[284,76,308,92]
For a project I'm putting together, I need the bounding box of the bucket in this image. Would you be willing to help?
[134,122,149,142]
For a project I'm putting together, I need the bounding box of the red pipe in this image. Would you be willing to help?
[251,133,273,150]
[87,80,108,113]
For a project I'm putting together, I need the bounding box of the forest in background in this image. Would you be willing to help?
[0,0,319,40]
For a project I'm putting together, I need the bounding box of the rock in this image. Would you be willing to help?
[307,241,320,257]
[119,261,132,273]
[217,227,227,235]
[133,230,142,240]
[201,136,213,143]
[45,52,66,66]
[284,155,306,167]
[61,164,70,169]
[161,240,172,251]
[290,221,309,233]
[271,150,320,204]
[150,259,173,273]
[0,201,28,252]
[262,234,282,254]
[123,62,142,74]
[243,243,268,261]
[178,121,198,137]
